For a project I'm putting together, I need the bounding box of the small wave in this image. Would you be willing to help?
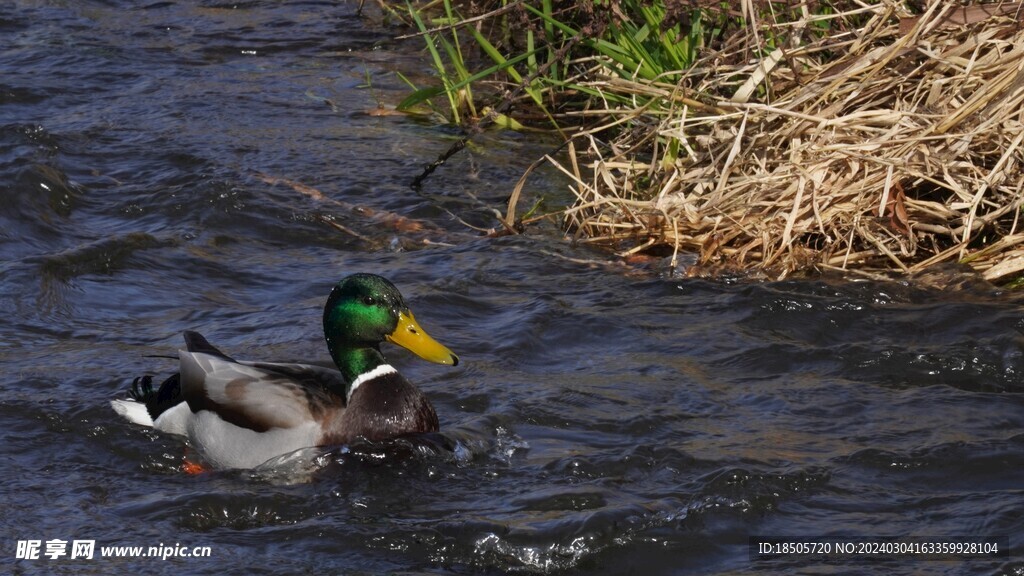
[242,421,530,485]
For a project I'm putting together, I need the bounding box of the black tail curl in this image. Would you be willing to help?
[125,331,227,421]
[129,372,183,420]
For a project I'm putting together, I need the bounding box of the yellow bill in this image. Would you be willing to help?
[386,310,459,366]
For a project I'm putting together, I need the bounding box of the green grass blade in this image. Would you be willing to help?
[396,85,448,111]
[407,2,459,122]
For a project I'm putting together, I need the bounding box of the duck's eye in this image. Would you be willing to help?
[362,296,376,306]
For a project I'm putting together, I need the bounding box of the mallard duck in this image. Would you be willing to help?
[111,273,458,470]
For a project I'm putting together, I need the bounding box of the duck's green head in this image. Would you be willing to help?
[322,274,458,379]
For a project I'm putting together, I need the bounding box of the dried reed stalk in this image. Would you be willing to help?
[549,0,1024,281]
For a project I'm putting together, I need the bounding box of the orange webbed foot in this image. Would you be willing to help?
[182,458,206,475]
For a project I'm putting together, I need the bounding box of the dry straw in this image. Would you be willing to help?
[543,1,1024,281]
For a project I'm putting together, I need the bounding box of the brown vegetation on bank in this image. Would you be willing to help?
[536,2,1024,281]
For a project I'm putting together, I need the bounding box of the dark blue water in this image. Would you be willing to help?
[2,2,1022,575]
